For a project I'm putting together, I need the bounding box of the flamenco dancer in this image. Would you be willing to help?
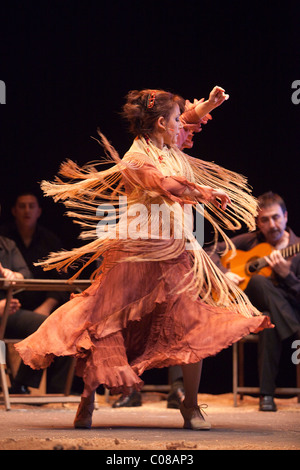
[16,87,271,430]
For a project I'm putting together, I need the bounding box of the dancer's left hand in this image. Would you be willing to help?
[209,189,231,210]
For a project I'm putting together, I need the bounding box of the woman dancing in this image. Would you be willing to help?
[15,87,271,430]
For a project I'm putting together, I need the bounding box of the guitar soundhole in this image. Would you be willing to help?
[246,257,260,275]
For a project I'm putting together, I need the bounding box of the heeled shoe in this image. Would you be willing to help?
[179,401,211,430]
[74,394,95,429]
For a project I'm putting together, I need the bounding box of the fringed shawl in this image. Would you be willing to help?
[38,132,261,317]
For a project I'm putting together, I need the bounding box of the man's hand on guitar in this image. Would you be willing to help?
[264,250,291,278]
[225,271,245,285]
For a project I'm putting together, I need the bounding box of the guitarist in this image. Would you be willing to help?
[207,191,300,412]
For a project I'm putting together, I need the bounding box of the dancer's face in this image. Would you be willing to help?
[256,203,288,246]
[163,104,182,147]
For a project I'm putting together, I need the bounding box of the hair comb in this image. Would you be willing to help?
[146,91,156,109]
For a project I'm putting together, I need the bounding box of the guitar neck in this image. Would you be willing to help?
[249,242,300,273]
[280,242,300,259]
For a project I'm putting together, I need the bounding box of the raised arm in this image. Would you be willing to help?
[178,86,229,150]
[182,86,229,124]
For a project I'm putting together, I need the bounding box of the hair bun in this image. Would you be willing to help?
[122,89,184,136]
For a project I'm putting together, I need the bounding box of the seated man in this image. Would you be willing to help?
[0,190,68,314]
[208,191,300,411]
[0,234,71,394]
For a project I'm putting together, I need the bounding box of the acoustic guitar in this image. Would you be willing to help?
[221,242,300,291]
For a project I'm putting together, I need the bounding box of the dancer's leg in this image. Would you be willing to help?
[181,361,202,408]
[180,361,210,430]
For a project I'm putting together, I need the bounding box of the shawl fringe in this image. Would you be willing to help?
[37,131,261,318]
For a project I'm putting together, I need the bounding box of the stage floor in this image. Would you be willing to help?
[0,393,299,450]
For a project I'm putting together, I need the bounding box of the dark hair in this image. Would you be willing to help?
[122,89,185,136]
[13,190,42,207]
[257,191,287,213]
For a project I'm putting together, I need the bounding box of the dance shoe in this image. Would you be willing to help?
[112,390,142,408]
[167,381,185,409]
[259,395,277,412]
[74,395,95,429]
[179,401,211,430]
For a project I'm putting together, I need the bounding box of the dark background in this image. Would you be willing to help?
[0,0,299,393]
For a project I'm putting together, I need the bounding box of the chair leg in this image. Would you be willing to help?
[296,363,300,404]
[0,363,11,411]
[238,341,245,400]
[0,340,10,410]
[232,343,238,407]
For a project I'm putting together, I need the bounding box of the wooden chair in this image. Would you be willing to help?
[0,278,91,410]
[232,333,300,406]
[0,339,10,410]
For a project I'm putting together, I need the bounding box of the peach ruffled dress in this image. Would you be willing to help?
[15,136,272,396]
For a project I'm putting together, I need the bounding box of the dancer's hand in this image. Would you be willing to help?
[208,86,229,109]
[209,188,231,210]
